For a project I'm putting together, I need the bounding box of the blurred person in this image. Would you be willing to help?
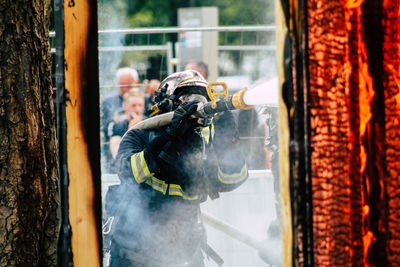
[257,104,282,265]
[185,61,208,80]
[143,79,160,116]
[102,67,140,128]
[109,88,145,160]
[106,70,248,267]
[262,104,280,221]
[101,67,140,172]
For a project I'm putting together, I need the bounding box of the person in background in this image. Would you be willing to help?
[185,61,209,80]
[262,104,280,225]
[101,67,140,172]
[106,70,248,267]
[143,79,160,116]
[101,67,140,128]
[109,88,145,160]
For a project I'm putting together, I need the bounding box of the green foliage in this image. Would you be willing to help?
[127,0,183,27]
[217,0,274,25]
[99,0,274,28]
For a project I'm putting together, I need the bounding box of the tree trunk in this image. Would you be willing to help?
[0,1,59,266]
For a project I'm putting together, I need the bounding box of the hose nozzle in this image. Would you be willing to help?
[232,87,253,110]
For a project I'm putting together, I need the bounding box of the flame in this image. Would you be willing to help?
[363,231,376,263]
[308,0,399,265]
[344,1,376,266]
[358,23,375,267]
[358,46,375,137]
[362,205,369,217]
[360,145,367,174]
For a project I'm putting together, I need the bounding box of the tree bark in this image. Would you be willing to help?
[0,1,59,266]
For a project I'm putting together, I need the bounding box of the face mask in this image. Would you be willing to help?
[179,94,208,104]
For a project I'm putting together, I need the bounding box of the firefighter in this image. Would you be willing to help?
[106,70,248,267]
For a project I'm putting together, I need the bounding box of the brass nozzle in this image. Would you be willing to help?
[232,88,253,110]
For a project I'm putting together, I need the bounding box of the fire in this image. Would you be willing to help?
[363,231,375,263]
[303,0,399,265]
[344,0,376,266]
[383,0,400,264]
[357,13,375,267]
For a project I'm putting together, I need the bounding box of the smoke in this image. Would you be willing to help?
[98,1,129,99]
[98,1,282,266]
[104,170,207,265]
[102,113,278,266]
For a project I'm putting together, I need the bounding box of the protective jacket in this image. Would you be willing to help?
[108,111,248,266]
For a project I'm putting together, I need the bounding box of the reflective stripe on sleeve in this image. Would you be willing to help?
[145,177,168,195]
[130,152,200,199]
[130,151,153,183]
[169,184,199,200]
[217,164,248,184]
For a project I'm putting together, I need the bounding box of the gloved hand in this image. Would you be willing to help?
[213,111,238,140]
[166,101,200,137]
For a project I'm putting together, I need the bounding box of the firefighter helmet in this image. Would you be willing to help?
[152,70,210,114]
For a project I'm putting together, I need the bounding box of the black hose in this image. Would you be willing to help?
[133,98,236,131]
[202,97,235,116]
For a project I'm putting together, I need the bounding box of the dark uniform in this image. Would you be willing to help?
[107,110,248,267]
[101,94,123,172]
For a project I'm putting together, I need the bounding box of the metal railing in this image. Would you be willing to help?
[49,25,275,37]
[50,25,276,53]
[51,23,277,107]
[50,25,276,75]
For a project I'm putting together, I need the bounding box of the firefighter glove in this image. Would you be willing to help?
[166,101,199,137]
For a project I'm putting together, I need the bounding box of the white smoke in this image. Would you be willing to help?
[98,1,129,99]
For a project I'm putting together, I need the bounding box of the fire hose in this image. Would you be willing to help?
[131,83,253,131]
[201,211,282,266]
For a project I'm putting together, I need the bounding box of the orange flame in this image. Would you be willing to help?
[344,0,375,266]
[363,231,376,263]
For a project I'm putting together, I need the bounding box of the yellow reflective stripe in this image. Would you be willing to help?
[183,194,200,201]
[201,124,214,144]
[201,128,210,144]
[130,152,154,183]
[169,184,199,200]
[145,176,168,195]
[201,127,210,135]
[131,152,199,198]
[130,153,144,183]
[140,152,152,177]
[218,164,248,184]
[169,184,183,196]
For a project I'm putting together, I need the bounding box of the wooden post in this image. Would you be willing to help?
[283,0,400,265]
[275,1,292,266]
[64,0,102,266]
